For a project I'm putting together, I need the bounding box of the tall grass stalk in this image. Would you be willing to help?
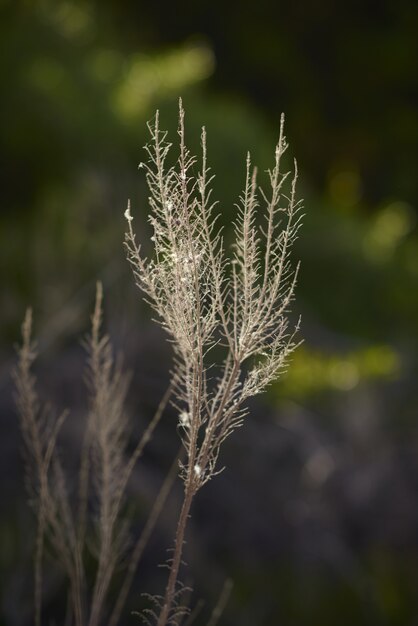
[14,285,173,625]
[125,99,302,625]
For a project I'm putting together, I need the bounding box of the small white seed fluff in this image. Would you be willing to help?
[124,202,133,222]
[179,411,190,427]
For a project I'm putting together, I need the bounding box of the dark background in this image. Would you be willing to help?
[1,1,418,624]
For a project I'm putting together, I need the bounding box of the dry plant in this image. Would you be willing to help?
[124,100,303,626]
[14,284,176,626]
[14,100,302,626]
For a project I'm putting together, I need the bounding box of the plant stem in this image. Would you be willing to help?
[156,481,195,626]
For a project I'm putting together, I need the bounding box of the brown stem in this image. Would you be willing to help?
[109,451,181,626]
[156,481,195,626]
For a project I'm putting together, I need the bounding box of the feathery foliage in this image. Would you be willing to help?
[14,285,173,626]
[125,99,302,626]
[15,100,302,626]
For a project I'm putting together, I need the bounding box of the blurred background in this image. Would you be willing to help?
[1,0,418,624]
